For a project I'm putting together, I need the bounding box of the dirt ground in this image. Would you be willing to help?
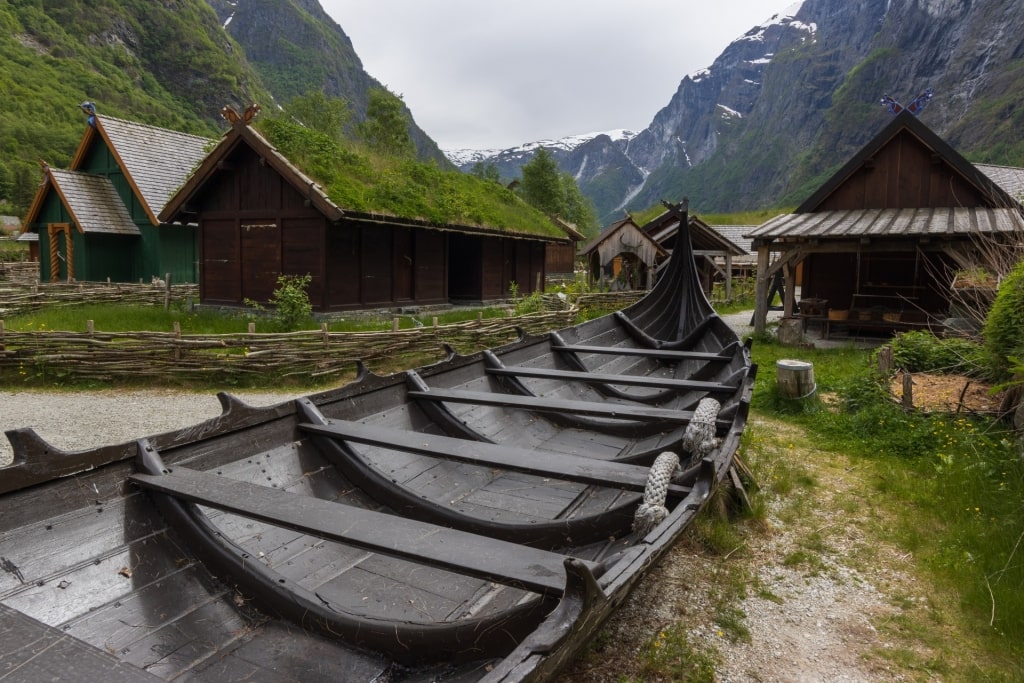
[555,425,916,682]
[555,375,1005,682]
[888,371,1003,414]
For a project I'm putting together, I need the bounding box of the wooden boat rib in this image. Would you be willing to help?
[0,200,756,682]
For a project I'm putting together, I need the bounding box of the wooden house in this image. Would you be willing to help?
[578,216,665,290]
[159,107,568,312]
[544,218,585,279]
[639,205,748,298]
[746,111,1024,334]
[20,104,214,283]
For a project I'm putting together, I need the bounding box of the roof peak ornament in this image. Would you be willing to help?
[880,88,933,116]
[221,103,261,126]
[79,101,97,127]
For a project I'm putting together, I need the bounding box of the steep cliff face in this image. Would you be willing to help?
[867,0,1024,157]
[456,0,1024,218]
[207,0,450,165]
[628,0,892,212]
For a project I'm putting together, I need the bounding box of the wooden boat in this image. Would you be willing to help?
[0,202,754,682]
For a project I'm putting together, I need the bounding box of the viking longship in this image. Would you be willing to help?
[0,202,754,682]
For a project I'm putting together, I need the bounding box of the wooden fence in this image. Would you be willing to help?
[0,304,577,384]
[0,281,199,317]
[0,283,654,384]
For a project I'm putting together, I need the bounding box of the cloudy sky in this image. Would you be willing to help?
[320,1,797,152]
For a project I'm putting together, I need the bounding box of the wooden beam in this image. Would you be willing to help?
[783,261,796,318]
[408,387,724,427]
[131,465,591,596]
[753,246,772,334]
[299,419,692,497]
[550,343,733,362]
[486,365,739,394]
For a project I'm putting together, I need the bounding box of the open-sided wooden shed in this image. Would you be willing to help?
[160,108,566,311]
[20,104,213,284]
[746,111,1024,334]
[640,204,748,298]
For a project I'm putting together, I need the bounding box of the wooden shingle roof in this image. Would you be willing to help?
[81,116,214,224]
[46,168,139,235]
[709,225,756,259]
[976,163,1024,201]
[747,206,1024,243]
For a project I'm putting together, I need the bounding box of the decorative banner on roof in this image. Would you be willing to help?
[880,88,933,116]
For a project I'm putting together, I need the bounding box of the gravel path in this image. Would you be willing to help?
[0,388,304,466]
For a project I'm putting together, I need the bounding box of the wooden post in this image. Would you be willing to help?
[163,272,172,311]
[0,319,5,352]
[86,319,94,335]
[725,254,733,301]
[432,316,438,332]
[902,373,914,410]
[753,246,771,334]
[782,261,795,318]
[392,317,400,332]
[321,322,329,348]
[877,346,894,375]
[248,322,256,334]
[173,321,181,362]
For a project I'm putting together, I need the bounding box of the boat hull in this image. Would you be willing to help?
[0,203,755,681]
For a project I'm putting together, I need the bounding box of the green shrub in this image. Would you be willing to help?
[984,258,1024,382]
[246,274,313,332]
[887,330,986,377]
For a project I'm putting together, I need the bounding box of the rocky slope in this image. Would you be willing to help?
[454,0,1024,219]
[206,0,450,165]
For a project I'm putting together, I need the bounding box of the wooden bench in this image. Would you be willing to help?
[298,415,692,497]
[131,462,597,596]
[820,317,932,340]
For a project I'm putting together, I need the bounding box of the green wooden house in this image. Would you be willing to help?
[21,104,214,283]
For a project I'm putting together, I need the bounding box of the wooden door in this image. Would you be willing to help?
[241,220,281,303]
[47,223,73,282]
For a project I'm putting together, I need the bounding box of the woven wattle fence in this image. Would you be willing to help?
[0,282,652,383]
[0,302,576,384]
[0,280,200,316]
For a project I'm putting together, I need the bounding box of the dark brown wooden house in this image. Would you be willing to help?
[160,108,568,311]
[746,111,1024,334]
[544,218,585,279]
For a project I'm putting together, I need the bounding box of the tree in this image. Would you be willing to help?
[470,161,501,184]
[285,90,350,141]
[559,173,599,237]
[519,147,562,214]
[518,147,600,236]
[358,87,415,157]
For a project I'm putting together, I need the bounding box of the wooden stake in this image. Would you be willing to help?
[902,372,914,410]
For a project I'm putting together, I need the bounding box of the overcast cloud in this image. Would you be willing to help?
[320,1,793,152]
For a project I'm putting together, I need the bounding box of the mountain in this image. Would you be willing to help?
[448,129,641,220]
[0,0,448,213]
[206,0,449,166]
[451,0,1024,220]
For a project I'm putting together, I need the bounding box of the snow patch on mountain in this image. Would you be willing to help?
[444,129,638,167]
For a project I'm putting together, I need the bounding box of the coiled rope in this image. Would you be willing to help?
[681,397,721,466]
[632,450,681,536]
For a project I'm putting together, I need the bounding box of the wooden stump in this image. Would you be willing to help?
[776,359,815,399]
